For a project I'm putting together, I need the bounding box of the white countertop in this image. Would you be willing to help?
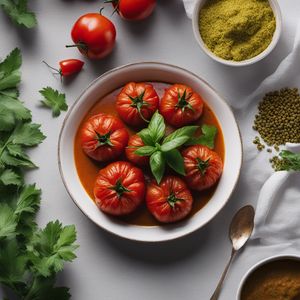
[1,1,299,299]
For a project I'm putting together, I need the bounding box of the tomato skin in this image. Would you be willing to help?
[70,13,116,59]
[94,161,146,216]
[80,114,129,162]
[146,176,193,223]
[182,145,223,191]
[159,84,204,128]
[59,59,84,76]
[116,82,159,127]
[114,0,156,21]
[125,134,149,167]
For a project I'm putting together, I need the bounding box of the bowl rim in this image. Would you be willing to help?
[192,0,283,67]
[236,254,300,299]
[58,62,243,242]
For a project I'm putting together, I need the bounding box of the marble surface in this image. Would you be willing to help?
[0,0,299,299]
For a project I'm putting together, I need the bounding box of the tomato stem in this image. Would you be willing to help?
[110,179,131,198]
[95,131,113,147]
[42,61,63,82]
[196,157,210,175]
[66,42,88,51]
[176,89,194,112]
[128,91,150,123]
[167,192,184,208]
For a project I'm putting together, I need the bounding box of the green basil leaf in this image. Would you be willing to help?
[137,128,154,146]
[135,146,156,157]
[186,125,217,149]
[148,111,165,144]
[150,151,165,184]
[278,150,300,171]
[161,136,190,152]
[163,125,198,144]
[166,149,185,175]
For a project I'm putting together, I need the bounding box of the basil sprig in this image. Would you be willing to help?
[135,111,198,183]
[186,124,217,149]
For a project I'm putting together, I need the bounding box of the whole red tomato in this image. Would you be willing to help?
[68,12,116,59]
[81,113,129,162]
[159,84,204,128]
[182,145,223,191]
[146,176,193,223]
[94,161,146,216]
[116,82,159,127]
[125,134,149,167]
[111,0,156,21]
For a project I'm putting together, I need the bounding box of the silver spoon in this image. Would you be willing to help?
[210,205,255,300]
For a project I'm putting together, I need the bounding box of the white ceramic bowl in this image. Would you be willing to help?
[58,62,242,242]
[237,254,300,299]
[192,0,282,67]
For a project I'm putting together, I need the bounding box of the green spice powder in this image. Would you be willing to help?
[199,0,276,61]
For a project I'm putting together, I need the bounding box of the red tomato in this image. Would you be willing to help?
[111,0,156,21]
[146,176,193,223]
[116,82,159,127]
[59,59,84,76]
[80,113,129,162]
[159,84,204,128]
[68,12,116,59]
[94,161,146,216]
[125,134,149,167]
[182,145,223,191]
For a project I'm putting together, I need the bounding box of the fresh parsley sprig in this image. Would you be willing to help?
[0,48,78,300]
[135,111,198,183]
[278,150,300,171]
[0,0,37,28]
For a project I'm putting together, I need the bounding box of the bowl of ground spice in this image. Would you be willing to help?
[192,0,282,66]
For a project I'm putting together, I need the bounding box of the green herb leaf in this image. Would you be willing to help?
[163,125,198,144]
[278,150,300,171]
[28,221,78,277]
[0,204,17,238]
[40,87,68,117]
[165,149,185,175]
[137,128,154,146]
[134,145,156,156]
[186,124,217,149]
[0,0,37,28]
[150,151,165,184]
[148,111,165,144]
[0,48,31,131]
[0,168,22,186]
[161,136,190,152]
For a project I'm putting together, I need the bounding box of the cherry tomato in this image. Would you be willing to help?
[146,176,193,223]
[80,113,129,162]
[68,12,116,59]
[94,161,146,216]
[59,59,84,76]
[182,145,223,191]
[116,82,159,127]
[125,134,149,167]
[43,59,84,79]
[159,84,204,128]
[111,0,156,21]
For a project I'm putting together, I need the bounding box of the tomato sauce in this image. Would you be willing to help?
[74,82,225,226]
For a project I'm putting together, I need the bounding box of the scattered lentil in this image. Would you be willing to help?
[253,88,300,146]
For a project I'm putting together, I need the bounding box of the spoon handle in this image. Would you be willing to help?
[210,248,237,300]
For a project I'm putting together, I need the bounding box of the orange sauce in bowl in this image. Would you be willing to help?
[74,82,225,226]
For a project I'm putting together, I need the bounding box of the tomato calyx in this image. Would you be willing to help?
[196,157,210,175]
[95,131,113,147]
[110,179,131,198]
[167,192,184,208]
[127,90,150,123]
[176,90,195,112]
[43,61,63,81]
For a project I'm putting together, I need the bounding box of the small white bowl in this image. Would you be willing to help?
[236,254,300,299]
[192,0,282,67]
[58,62,242,242]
